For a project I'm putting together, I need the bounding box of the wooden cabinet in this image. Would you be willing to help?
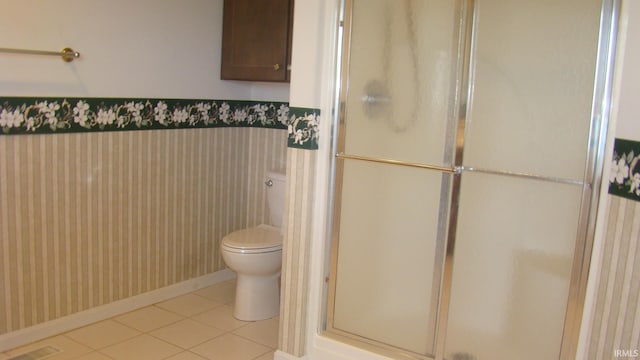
[221,0,294,82]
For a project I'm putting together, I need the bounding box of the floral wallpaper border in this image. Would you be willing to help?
[288,107,320,150]
[609,138,640,202]
[0,97,320,150]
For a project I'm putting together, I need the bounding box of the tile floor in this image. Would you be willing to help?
[1,279,279,360]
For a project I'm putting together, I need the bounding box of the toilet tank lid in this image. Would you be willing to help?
[222,224,282,250]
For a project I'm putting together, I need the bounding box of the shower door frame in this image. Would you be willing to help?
[322,0,621,359]
[324,0,473,357]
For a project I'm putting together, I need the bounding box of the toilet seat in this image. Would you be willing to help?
[221,224,282,254]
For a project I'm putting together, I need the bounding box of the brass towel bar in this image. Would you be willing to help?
[336,153,587,186]
[0,47,80,62]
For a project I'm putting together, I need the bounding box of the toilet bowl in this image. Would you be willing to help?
[221,171,285,321]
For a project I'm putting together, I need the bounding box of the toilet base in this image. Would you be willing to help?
[233,273,280,321]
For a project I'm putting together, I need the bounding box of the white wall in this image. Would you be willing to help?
[0,0,289,101]
[288,0,325,108]
[613,0,640,140]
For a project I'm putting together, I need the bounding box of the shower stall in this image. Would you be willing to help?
[324,0,618,359]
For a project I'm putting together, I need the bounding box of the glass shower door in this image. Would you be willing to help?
[326,0,462,357]
[326,0,612,358]
[444,0,604,358]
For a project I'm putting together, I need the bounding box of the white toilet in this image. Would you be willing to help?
[221,171,286,321]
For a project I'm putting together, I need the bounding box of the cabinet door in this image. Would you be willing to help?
[221,0,293,82]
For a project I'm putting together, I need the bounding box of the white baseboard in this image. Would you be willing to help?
[0,269,235,352]
[274,350,308,360]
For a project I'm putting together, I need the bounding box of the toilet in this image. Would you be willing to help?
[221,171,286,321]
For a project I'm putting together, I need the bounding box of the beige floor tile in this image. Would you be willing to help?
[194,280,236,304]
[253,350,275,360]
[2,280,280,360]
[190,334,271,360]
[114,306,184,332]
[65,319,141,349]
[100,334,182,360]
[149,319,224,349]
[232,317,279,348]
[156,294,223,317]
[5,335,92,360]
[191,305,249,331]
[164,351,209,360]
[75,352,114,360]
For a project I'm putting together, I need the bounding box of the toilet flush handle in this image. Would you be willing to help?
[265,179,273,187]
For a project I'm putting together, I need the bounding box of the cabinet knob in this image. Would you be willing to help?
[273,64,280,71]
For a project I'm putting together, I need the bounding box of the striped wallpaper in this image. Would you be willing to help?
[587,195,640,357]
[0,127,287,335]
[279,148,317,356]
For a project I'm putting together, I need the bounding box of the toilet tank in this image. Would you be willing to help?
[266,171,286,227]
